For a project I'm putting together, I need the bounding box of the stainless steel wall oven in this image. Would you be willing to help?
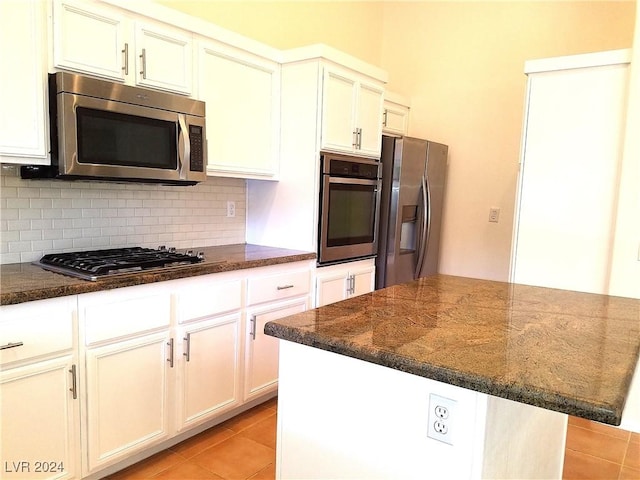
[318,152,381,265]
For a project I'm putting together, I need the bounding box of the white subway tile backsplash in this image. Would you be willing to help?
[0,168,246,264]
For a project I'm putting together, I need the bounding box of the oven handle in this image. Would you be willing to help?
[327,177,379,186]
[177,114,190,180]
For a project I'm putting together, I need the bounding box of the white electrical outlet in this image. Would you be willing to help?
[226,201,236,218]
[427,393,456,445]
[489,207,500,223]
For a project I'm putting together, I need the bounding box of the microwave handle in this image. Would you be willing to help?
[177,114,191,180]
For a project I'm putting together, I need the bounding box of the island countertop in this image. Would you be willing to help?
[265,274,640,425]
[0,243,316,306]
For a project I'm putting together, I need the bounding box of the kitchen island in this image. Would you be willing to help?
[265,274,640,479]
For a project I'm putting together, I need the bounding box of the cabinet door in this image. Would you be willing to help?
[84,332,171,472]
[0,0,48,161]
[315,271,349,307]
[135,21,192,94]
[383,102,410,136]
[199,42,280,178]
[321,68,358,154]
[356,82,384,157]
[351,265,376,297]
[53,0,127,81]
[1,356,78,480]
[245,299,308,401]
[177,313,241,431]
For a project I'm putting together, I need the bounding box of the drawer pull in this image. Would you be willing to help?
[69,364,78,400]
[0,341,24,351]
[277,284,294,290]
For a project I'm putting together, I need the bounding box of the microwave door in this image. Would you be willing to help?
[58,93,181,182]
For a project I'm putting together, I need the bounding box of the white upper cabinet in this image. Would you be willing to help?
[382,91,410,136]
[198,40,280,179]
[0,0,48,162]
[134,21,193,94]
[321,65,384,158]
[53,0,192,95]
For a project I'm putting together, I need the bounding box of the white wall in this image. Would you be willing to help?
[0,166,246,264]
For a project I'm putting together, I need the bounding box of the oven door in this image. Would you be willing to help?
[55,92,205,183]
[319,175,381,264]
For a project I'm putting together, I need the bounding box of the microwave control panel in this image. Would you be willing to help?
[189,125,204,172]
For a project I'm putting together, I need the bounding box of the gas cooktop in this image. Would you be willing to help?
[35,246,205,281]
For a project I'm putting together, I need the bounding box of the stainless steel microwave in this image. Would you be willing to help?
[21,72,206,185]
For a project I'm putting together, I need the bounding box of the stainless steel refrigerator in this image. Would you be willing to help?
[375,136,448,289]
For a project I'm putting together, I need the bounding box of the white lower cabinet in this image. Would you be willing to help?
[84,332,172,471]
[174,274,244,432]
[176,313,241,430]
[0,297,79,480]
[244,299,307,401]
[1,261,313,479]
[79,285,173,474]
[244,263,313,401]
[315,258,376,307]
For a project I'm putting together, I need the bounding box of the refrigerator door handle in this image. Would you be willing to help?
[415,175,430,279]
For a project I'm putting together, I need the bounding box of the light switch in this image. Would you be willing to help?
[489,207,500,223]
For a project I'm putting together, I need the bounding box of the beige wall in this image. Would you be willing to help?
[379,1,635,280]
[156,0,384,65]
[158,0,635,281]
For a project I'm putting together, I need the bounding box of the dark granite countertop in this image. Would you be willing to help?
[265,274,640,425]
[1,244,316,306]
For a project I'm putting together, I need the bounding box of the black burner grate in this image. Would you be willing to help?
[38,247,203,278]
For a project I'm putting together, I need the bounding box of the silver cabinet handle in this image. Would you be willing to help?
[277,284,294,290]
[383,110,388,127]
[183,333,191,362]
[352,129,359,148]
[69,364,77,400]
[122,43,129,75]
[357,128,362,149]
[167,338,174,368]
[0,341,24,350]
[250,315,257,341]
[139,48,147,79]
[346,274,355,295]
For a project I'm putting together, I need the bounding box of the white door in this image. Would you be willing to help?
[316,270,349,307]
[177,313,241,431]
[321,68,357,153]
[84,332,171,472]
[134,21,192,94]
[356,82,384,157]
[53,0,127,81]
[0,0,48,160]
[199,42,280,178]
[244,299,308,401]
[351,265,376,297]
[1,356,78,479]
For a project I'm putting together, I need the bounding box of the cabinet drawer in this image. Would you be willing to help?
[176,279,243,323]
[248,270,311,305]
[82,292,171,345]
[0,297,75,366]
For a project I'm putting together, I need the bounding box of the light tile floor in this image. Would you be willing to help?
[108,398,639,480]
